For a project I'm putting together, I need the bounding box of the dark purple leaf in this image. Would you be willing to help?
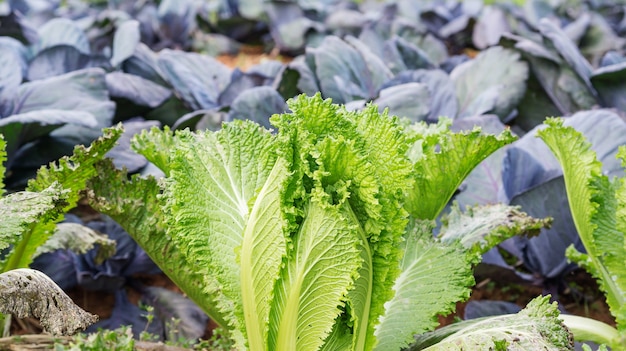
[513,72,562,132]
[439,54,470,74]
[157,49,231,110]
[76,259,128,292]
[504,109,626,200]
[565,109,626,177]
[344,36,394,96]
[590,62,626,112]
[12,68,115,140]
[30,249,78,291]
[30,215,93,290]
[374,83,430,122]
[495,110,626,284]
[247,60,284,80]
[0,11,39,43]
[538,18,596,94]
[420,5,456,34]
[141,287,208,343]
[358,29,402,74]
[475,248,534,286]
[464,300,521,320]
[381,69,458,122]
[34,18,90,55]
[172,109,224,131]
[509,176,581,279]
[563,12,590,45]
[86,217,160,275]
[306,35,392,104]
[28,45,110,81]
[105,119,160,173]
[600,51,626,67]
[133,4,160,48]
[501,134,561,201]
[472,6,510,49]
[439,13,472,38]
[11,135,66,171]
[71,216,160,292]
[0,110,97,169]
[157,0,196,48]
[111,20,140,67]
[266,2,322,52]
[228,86,287,129]
[8,0,57,20]
[105,72,172,108]
[218,69,271,107]
[87,290,164,339]
[0,110,95,135]
[388,36,435,71]
[144,96,192,127]
[0,37,27,117]
[501,33,596,116]
[122,43,168,86]
[451,46,528,120]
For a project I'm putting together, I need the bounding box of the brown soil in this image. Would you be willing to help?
[215,45,292,71]
[65,273,183,321]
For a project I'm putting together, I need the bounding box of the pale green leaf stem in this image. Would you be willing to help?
[161,122,278,348]
[239,158,288,351]
[270,199,361,351]
[538,118,626,332]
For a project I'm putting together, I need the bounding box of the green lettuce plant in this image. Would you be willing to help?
[537,118,626,349]
[0,129,121,336]
[85,94,573,350]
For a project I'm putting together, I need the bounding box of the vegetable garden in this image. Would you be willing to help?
[1,0,626,350]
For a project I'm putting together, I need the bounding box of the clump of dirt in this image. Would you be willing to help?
[216,45,292,71]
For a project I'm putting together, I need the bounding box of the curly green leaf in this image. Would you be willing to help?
[34,223,116,265]
[406,120,516,220]
[438,203,552,256]
[410,296,573,351]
